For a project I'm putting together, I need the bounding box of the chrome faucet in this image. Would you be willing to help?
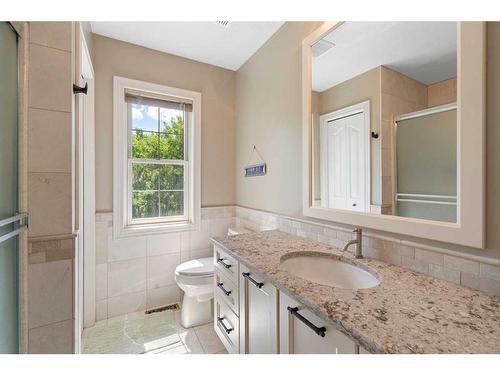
[342,228,363,258]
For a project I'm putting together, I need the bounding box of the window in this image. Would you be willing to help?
[113,77,201,237]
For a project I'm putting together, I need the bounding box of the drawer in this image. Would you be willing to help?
[215,269,239,316]
[214,245,239,285]
[214,297,240,354]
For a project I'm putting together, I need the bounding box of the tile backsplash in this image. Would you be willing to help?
[234,206,500,296]
[93,205,500,325]
[94,206,234,321]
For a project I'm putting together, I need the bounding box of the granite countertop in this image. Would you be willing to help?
[211,230,500,354]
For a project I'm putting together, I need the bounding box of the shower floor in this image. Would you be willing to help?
[82,310,227,354]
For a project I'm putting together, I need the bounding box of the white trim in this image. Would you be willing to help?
[319,100,371,212]
[302,22,486,249]
[77,23,96,349]
[396,199,457,206]
[395,103,457,122]
[113,76,201,238]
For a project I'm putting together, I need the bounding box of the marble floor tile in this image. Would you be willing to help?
[194,323,225,354]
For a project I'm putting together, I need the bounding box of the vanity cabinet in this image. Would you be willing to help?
[213,244,367,354]
[239,264,279,354]
[279,293,358,354]
[214,245,279,354]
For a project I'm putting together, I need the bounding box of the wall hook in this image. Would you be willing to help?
[73,82,88,95]
[371,131,379,139]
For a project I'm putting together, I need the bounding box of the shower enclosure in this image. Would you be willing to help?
[0,22,26,354]
[394,104,457,223]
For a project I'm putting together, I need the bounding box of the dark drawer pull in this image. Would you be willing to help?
[287,306,326,337]
[217,282,232,296]
[217,258,232,269]
[242,272,264,288]
[217,317,233,334]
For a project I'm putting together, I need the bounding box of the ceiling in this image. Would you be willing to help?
[91,22,284,71]
[313,22,457,92]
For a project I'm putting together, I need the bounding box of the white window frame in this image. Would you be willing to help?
[113,76,201,238]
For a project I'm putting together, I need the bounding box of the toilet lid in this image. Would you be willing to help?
[175,257,214,277]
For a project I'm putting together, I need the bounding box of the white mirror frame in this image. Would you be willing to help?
[302,22,486,248]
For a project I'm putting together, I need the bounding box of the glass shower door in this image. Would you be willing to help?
[0,21,20,354]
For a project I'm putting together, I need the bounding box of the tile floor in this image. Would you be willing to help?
[82,309,227,354]
[152,311,227,354]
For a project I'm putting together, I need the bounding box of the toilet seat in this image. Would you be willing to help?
[175,257,214,278]
[175,273,212,286]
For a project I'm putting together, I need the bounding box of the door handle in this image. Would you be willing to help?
[287,306,326,337]
[242,272,264,288]
[217,317,234,334]
[0,212,29,245]
[217,282,232,296]
[217,258,232,269]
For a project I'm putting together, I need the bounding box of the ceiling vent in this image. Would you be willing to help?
[216,21,231,28]
[312,39,335,58]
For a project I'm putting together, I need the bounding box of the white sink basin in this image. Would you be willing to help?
[279,255,380,290]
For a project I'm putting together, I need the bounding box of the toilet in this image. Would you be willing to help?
[175,226,252,328]
[175,257,214,328]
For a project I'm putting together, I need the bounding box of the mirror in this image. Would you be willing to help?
[311,22,458,223]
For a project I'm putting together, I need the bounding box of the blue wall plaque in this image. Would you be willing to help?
[244,163,266,177]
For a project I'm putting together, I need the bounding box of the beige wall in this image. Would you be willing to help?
[93,34,236,212]
[428,77,457,107]
[235,21,500,259]
[235,22,322,216]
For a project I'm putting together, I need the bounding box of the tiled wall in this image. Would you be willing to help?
[27,22,75,353]
[93,206,234,321]
[27,239,74,353]
[234,206,500,296]
[28,22,73,237]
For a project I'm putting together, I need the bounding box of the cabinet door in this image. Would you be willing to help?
[279,293,357,354]
[239,264,279,354]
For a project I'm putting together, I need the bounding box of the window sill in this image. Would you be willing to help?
[114,220,199,239]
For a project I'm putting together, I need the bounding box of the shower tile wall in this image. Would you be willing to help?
[94,206,234,321]
[26,22,75,353]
